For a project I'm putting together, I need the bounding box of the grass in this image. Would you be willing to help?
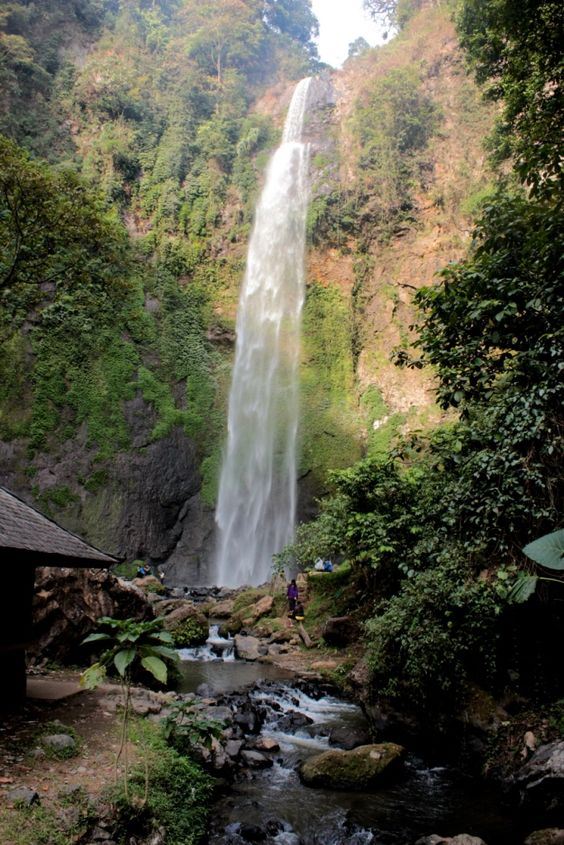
[109,718,216,845]
[0,804,84,845]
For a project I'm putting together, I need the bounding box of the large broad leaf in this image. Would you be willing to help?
[141,655,168,685]
[114,648,136,677]
[507,573,538,604]
[142,644,179,662]
[523,529,564,571]
[149,630,174,644]
[80,662,107,690]
[81,632,111,645]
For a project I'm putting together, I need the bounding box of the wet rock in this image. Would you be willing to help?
[225,739,244,758]
[515,740,564,813]
[204,705,233,723]
[163,602,208,647]
[276,710,313,732]
[42,733,76,753]
[239,823,267,842]
[240,749,273,768]
[273,835,301,845]
[6,786,40,806]
[525,831,564,845]
[253,736,280,752]
[196,683,215,698]
[234,708,259,733]
[328,724,371,750]
[299,742,404,790]
[234,634,261,661]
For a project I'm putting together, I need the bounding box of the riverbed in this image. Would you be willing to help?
[177,627,530,845]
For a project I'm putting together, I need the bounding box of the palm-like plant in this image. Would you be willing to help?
[81,616,179,802]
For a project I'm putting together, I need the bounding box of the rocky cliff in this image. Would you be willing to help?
[0,3,494,586]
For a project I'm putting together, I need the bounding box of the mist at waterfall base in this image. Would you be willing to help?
[214,78,312,588]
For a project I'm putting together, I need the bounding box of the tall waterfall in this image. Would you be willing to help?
[214,77,312,588]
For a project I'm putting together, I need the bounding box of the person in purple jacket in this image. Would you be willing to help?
[287,579,299,616]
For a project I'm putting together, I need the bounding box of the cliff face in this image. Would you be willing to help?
[301,6,495,479]
[0,4,494,585]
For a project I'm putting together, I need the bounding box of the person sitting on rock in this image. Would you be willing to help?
[287,579,298,616]
[294,602,305,622]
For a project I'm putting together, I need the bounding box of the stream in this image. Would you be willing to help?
[178,627,529,845]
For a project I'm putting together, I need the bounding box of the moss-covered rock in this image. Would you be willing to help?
[163,603,208,647]
[299,743,404,790]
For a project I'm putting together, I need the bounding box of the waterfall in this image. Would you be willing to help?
[214,77,312,588]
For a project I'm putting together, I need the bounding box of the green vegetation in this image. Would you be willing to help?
[170,614,209,647]
[81,616,180,801]
[282,0,563,722]
[300,282,361,484]
[162,699,224,756]
[0,0,320,514]
[111,718,215,845]
[0,803,90,845]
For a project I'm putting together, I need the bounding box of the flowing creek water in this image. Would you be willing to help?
[178,627,528,845]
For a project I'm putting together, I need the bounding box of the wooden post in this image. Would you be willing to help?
[0,565,35,710]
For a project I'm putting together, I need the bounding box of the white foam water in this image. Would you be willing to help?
[214,78,312,588]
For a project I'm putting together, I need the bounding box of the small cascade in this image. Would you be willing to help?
[177,624,234,663]
[214,77,313,588]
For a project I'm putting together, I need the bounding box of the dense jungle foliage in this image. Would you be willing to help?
[283,0,563,718]
[0,0,319,493]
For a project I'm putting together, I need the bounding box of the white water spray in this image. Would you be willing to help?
[214,78,312,587]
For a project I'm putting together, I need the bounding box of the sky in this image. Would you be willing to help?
[310,0,388,68]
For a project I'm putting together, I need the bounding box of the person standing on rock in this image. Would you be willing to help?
[287,579,298,616]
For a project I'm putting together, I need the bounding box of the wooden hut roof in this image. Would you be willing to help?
[0,487,118,567]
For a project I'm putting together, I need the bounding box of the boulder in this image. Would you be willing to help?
[6,786,40,806]
[253,736,280,752]
[30,567,152,665]
[225,740,243,758]
[515,740,564,813]
[234,634,261,661]
[162,602,208,647]
[241,750,273,769]
[132,575,164,594]
[321,615,359,647]
[525,831,564,845]
[299,742,404,790]
[251,594,274,619]
[211,599,236,618]
[328,724,372,750]
[276,710,313,732]
[42,734,77,754]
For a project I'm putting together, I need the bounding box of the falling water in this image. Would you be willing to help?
[214,77,312,587]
